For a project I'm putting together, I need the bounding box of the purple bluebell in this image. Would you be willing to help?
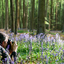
[20,60,23,64]
[11,61,14,64]
[15,37,18,41]
[56,59,59,62]
[4,58,7,61]
[63,50,64,52]
[55,53,58,56]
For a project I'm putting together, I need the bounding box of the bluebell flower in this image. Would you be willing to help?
[55,53,58,56]
[4,58,7,61]
[11,37,14,41]
[20,60,23,64]
[56,59,59,62]
[15,37,18,41]
[63,50,64,52]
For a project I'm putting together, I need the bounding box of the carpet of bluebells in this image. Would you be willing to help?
[0,32,64,64]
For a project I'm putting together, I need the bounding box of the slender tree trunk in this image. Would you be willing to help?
[55,0,58,30]
[10,0,14,32]
[23,0,26,29]
[37,0,45,34]
[59,2,61,23]
[19,0,21,28]
[17,0,20,29]
[62,4,64,32]
[15,0,17,34]
[30,0,35,31]
[45,0,48,29]
[5,0,8,30]
[28,8,31,29]
[48,0,50,30]
[50,0,53,30]
[2,0,4,29]
[25,1,28,29]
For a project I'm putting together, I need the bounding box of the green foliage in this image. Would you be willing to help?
[18,30,28,33]
[17,39,63,63]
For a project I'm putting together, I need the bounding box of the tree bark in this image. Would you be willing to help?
[25,1,28,29]
[2,0,4,29]
[37,0,45,34]
[30,0,35,31]
[17,0,20,29]
[14,0,17,34]
[5,0,8,30]
[10,0,14,32]
[19,0,21,29]
[50,0,53,30]
[62,4,64,32]
[23,0,26,29]
[55,0,58,30]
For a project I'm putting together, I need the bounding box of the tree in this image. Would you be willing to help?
[50,0,53,30]
[23,0,26,28]
[19,0,22,28]
[25,0,28,29]
[2,0,4,29]
[17,0,20,29]
[10,0,14,32]
[5,0,8,30]
[37,0,45,34]
[30,0,35,31]
[14,0,17,34]
[62,4,64,32]
[55,0,58,30]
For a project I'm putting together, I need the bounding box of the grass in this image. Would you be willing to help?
[9,29,64,63]
[18,30,28,33]
[17,39,63,64]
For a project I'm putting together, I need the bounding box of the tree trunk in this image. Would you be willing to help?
[5,0,8,30]
[37,0,45,34]
[2,0,4,29]
[19,0,21,29]
[55,0,58,30]
[62,4,64,32]
[45,0,48,29]
[14,0,17,34]
[17,0,20,29]
[50,0,53,30]
[23,0,26,29]
[10,0,14,32]
[48,0,50,30]
[30,0,35,31]
[25,1,28,30]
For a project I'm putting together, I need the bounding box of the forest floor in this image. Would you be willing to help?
[0,29,64,44]
[0,29,64,64]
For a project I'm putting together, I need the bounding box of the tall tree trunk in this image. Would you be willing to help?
[23,0,26,29]
[15,0,17,34]
[50,0,53,30]
[59,2,61,24]
[2,0,4,29]
[45,0,48,29]
[5,0,8,30]
[48,0,51,30]
[19,0,21,28]
[37,0,45,34]
[25,1,28,29]
[28,8,31,29]
[10,0,14,32]
[62,4,64,32]
[17,0,20,29]
[55,0,58,30]
[30,0,35,31]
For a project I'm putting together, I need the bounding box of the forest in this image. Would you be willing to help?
[0,0,64,64]
[0,0,64,33]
